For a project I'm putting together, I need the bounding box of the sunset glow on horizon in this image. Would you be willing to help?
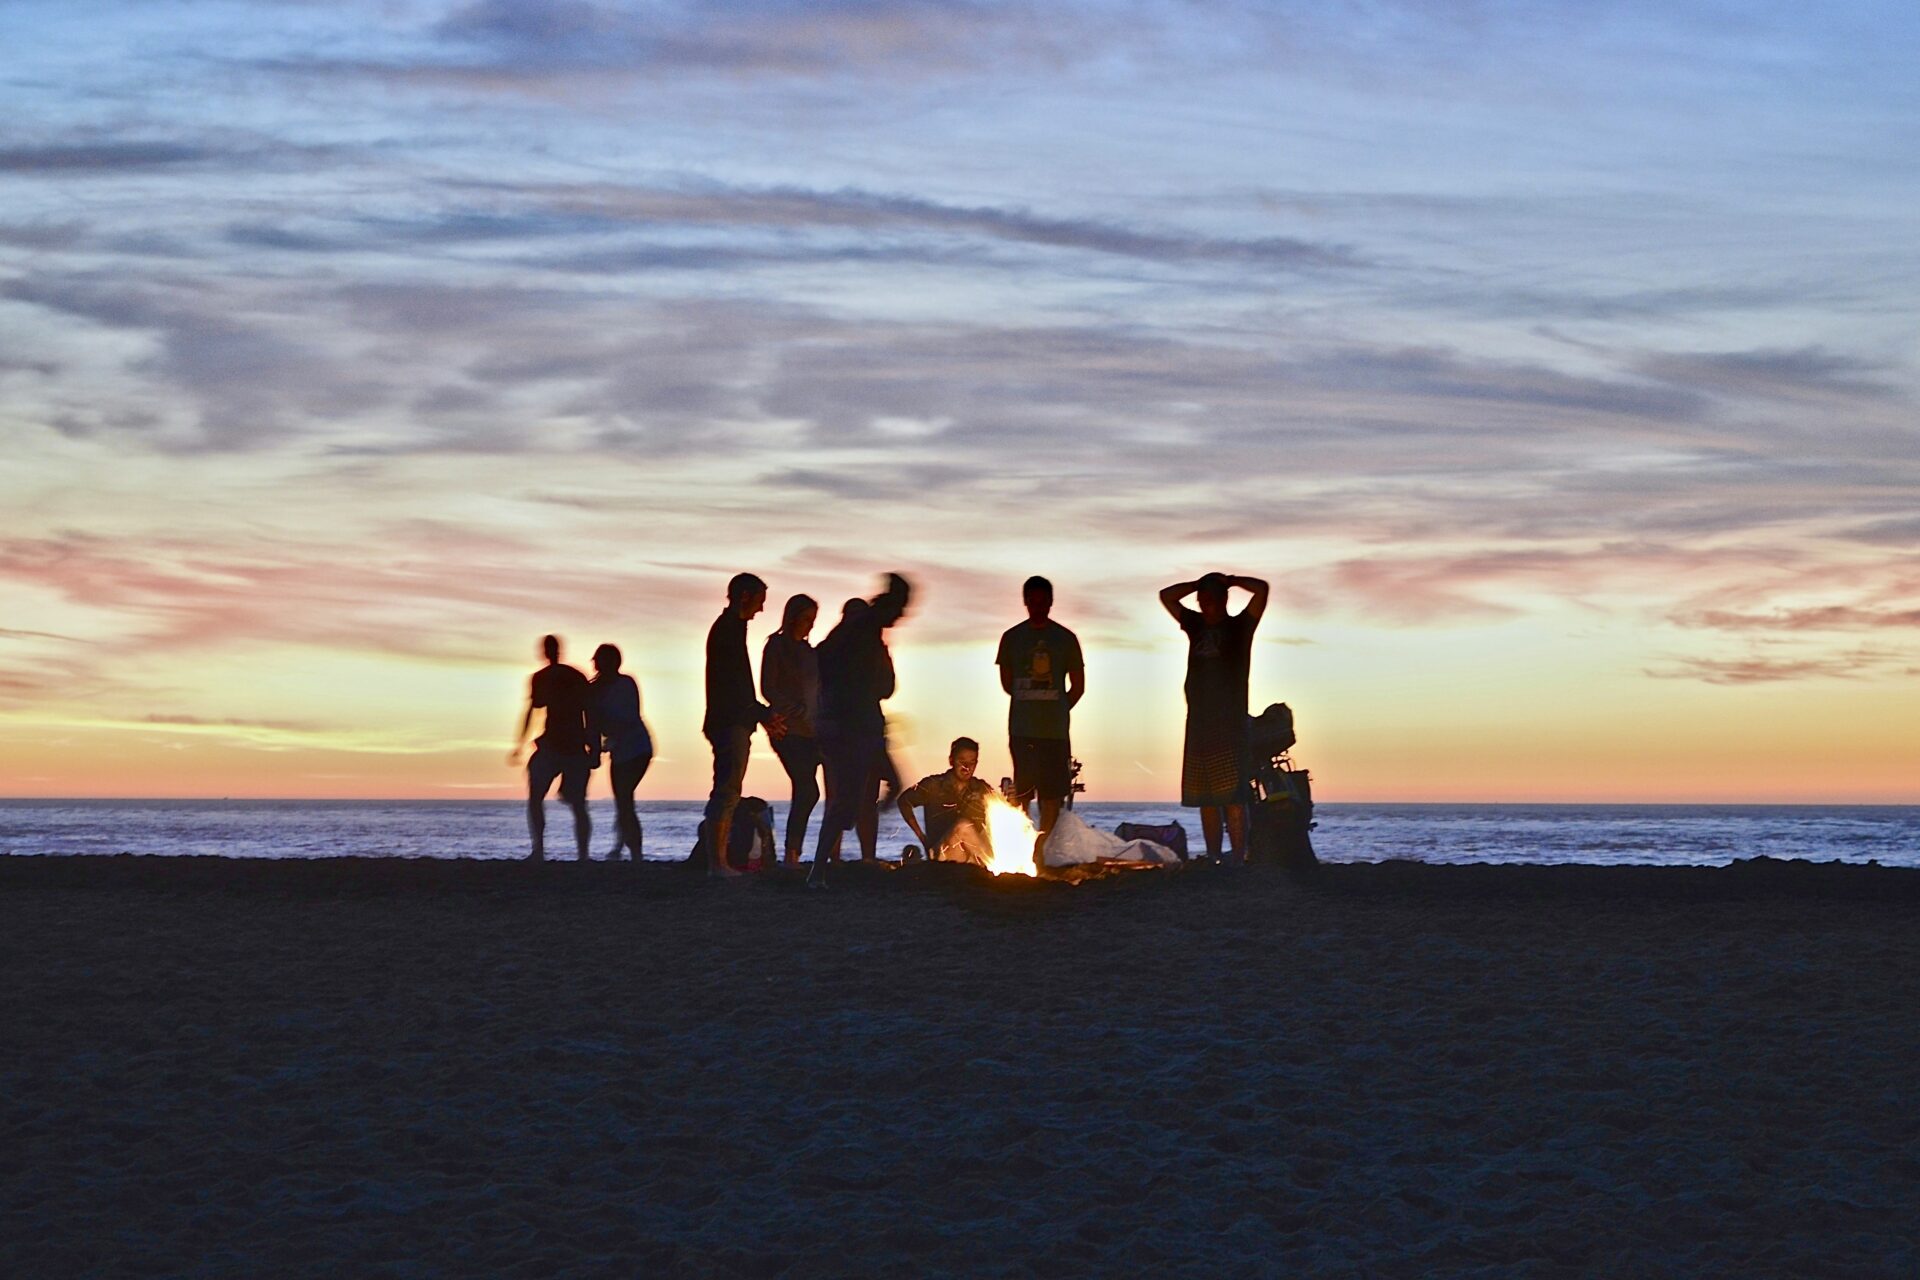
[4,1,1919,804]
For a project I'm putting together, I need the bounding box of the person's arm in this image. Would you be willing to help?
[995,630,1015,695]
[897,787,929,851]
[1159,580,1199,622]
[760,637,785,709]
[1233,575,1270,623]
[583,682,602,767]
[509,697,533,765]
[1064,631,1086,710]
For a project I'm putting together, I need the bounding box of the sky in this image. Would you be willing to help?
[2,0,1918,803]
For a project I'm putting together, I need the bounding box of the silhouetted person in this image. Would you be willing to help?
[996,575,1083,871]
[808,574,911,889]
[592,642,653,861]
[509,634,599,861]
[898,736,995,867]
[1160,572,1269,862]
[704,574,785,879]
[762,594,822,865]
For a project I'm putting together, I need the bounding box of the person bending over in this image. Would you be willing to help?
[995,575,1084,871]
[703,573,786,880]
[898,737,996,867]
[1159,572,1268,863]
[509,634,599,861]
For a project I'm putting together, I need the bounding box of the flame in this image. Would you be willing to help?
[981,794,1040,877]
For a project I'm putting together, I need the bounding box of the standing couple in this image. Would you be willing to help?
[509,634,653,862]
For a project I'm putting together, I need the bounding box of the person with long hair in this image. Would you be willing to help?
[762,594,822,865]
[591,642,652,861]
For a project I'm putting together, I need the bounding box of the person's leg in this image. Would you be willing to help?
[810,735,855,883]
[1224,803,1247,863]
[560,761,592,860]
[1199,806,1224,858]
[605,757,634,858]
[1030,738,1069,872]
[1008,737,1037,822]
[855,741,882,859]
[704,729,748,878]
[777,737,820,863]
[619,756,649,857]
[526,752,559,859]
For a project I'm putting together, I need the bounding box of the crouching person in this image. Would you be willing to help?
[897,737,996,867]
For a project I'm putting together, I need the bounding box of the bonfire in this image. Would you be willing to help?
[978,794,1039,878]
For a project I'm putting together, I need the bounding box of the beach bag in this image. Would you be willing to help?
[1115,821,1189,861]
[1249,768,1316,872]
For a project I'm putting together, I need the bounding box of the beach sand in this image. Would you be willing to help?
[3,856,1916,1277]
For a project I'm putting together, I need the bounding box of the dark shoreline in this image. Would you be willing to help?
[5,852,1919,903]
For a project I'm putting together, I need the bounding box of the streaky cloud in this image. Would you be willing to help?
[519,179,1365,271]
[0,142,217,173]
[1645,648,1905,685]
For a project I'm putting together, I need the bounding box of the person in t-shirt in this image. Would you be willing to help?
[994,575,1084,871]
[897,737,996,867]
[591,642,653,861]
[508,634,600,861]
[1159,572,1269,863]
[703,573,786,879]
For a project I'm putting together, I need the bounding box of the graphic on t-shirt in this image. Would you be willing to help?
[1017,639,1059,700]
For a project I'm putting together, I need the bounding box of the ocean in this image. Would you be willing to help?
[3,799,1917,867]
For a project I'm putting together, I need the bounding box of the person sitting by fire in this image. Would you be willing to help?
[897,737,996,867]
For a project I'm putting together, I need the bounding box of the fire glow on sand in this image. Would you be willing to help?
[982,795,1040,878]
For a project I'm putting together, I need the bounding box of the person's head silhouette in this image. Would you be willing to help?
[728,572,768,620]
[1196,572,1231,624]
[1023,575,1053,624]
[541,634,561,664]
[592,643,621,677]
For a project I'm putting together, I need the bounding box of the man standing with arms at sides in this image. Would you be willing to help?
[1160,572,1268,864]
[509,634,599,861]
[704,573,785,879]
[995,575,1084,872]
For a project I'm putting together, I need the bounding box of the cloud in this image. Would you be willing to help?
[287,0,1109,89]
[0,627,86,643]
[1645,648,1904,685]
[0,220,87,249]
[517,180,1364,271]
[142,713,322,733]
[0,142,220,173]
[1674,606,1920,632]
[1637,346,1899,401]
[0,528,709,669]
[760,468,896,502]
[1839,516,1920,547]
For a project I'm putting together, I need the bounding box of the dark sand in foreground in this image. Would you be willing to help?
[4,856,1917,1278]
